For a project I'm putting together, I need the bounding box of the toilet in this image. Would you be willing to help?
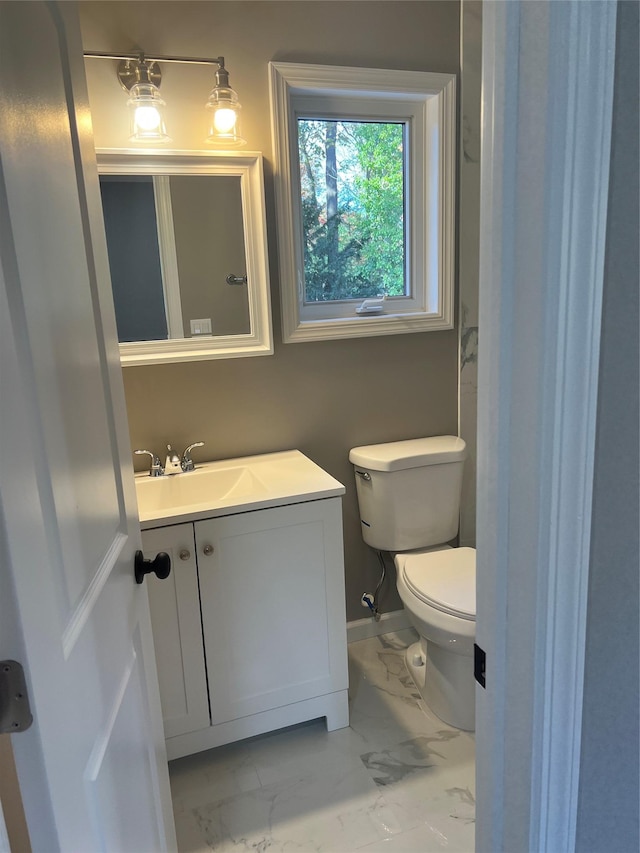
[349,435,476,731]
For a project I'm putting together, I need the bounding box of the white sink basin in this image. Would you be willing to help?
[135,465,266,516]
[134,450,345,528]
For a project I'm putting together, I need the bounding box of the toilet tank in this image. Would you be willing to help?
[349,436,466,551]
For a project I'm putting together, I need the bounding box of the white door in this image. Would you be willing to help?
[0,3,176,851]
[476,2,617,851]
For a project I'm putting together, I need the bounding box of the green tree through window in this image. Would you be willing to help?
[297,119,406,303]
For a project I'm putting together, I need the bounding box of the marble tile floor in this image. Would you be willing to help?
[170,629,475,852]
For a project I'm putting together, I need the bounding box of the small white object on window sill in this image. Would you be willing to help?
[356,296,386,315]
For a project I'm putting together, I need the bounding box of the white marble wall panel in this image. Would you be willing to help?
[458,0,482,547]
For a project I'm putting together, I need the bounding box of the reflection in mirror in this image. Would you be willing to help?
[96,151,273,366]
[100,175,250,342]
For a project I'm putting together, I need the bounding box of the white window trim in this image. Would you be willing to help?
[269,62,456,343]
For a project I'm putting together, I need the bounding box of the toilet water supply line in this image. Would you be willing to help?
[361,550,387,621]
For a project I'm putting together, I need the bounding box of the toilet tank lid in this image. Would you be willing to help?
[349,435,466,472]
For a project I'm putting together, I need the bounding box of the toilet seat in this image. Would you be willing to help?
[397,547,475,621]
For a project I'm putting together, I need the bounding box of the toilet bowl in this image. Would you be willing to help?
[349,435,476,731]
[395,546,476,731]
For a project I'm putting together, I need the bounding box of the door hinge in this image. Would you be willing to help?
[0,660,33,733]
[474,644,486,689]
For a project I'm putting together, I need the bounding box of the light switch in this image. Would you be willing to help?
[190,318,212,335]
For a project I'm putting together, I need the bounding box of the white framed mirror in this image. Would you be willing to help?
[97,150,273,365]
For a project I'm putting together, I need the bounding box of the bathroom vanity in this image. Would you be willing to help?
[136,450,349,760]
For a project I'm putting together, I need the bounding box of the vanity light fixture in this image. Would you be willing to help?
[205,59,245,147]
[84,51,246,147]
[117,55,169,142]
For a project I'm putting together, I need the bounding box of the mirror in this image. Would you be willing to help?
[97,151,273,365]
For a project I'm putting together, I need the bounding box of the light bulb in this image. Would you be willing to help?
[134,105,162,132]
[213,107,237,134]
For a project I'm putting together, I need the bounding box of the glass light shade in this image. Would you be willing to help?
[205,85,245,147]
[127,82,169,142]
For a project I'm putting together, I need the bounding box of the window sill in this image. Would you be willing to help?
[282,309,453,344]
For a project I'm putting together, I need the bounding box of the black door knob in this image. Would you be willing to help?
[134,550,171,584]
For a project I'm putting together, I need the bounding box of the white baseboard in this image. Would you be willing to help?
[347,609,411,644]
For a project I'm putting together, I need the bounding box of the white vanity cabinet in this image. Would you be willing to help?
[142,482,349,761]
[144,523,209,740]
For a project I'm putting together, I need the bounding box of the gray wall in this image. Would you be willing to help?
[170,176,250,337]
[576,2,640,850]
[80,1,460,622]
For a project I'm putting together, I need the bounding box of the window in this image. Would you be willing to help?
[269,63,456,343]
[298,118,406,306]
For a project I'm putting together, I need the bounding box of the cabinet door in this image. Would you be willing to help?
[197,498,348,725]
[143,524,210,738]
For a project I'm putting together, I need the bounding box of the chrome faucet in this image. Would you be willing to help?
[134,442,205,476]
[181,441,205,472]
[164,444,182,475]
[134,449,164,477]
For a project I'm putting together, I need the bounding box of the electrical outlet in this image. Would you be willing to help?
[190,318,212,335]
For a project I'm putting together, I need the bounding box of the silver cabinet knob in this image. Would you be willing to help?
[203,544,214,556]
[179,549,190,561]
